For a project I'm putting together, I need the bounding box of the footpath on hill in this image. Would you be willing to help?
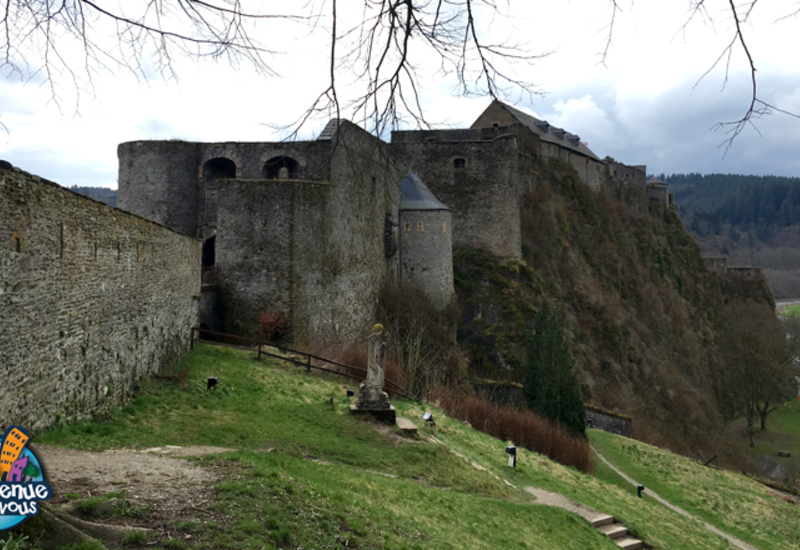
[593,450,758,550]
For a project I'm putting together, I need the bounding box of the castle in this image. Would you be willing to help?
[118,100,664,345]
[0,99,671,431]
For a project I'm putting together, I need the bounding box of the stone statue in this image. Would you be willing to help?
[356,324,391,410]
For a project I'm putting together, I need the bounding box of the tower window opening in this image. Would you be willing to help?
[203,158,236,180]
[263,156,300,179]
[418,221,424,232]
[454,158,466,169]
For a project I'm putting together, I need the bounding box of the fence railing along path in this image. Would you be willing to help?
[190,327,419,401]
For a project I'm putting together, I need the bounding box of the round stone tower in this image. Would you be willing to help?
[398,171,454,310]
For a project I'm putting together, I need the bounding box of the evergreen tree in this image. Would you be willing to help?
[524,299,586,435]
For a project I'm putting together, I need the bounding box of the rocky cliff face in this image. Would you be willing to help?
[455,157,774,453]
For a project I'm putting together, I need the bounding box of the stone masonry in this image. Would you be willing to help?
[0,163,200,432]
[119,120,401,345]
[117,101,660,345]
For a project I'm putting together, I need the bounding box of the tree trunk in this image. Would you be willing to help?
[756,401,775,431]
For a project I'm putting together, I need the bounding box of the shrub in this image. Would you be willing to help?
[435,389,593,473]
[377,281,462,397]
[256,311,287,342]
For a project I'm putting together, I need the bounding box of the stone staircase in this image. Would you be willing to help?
[591,514,643,549]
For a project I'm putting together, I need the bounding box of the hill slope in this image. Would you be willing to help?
[454,158,775,455]
[27,344,800,550]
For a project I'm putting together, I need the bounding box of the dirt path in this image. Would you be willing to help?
[31,444,233,524]
[524,486,603,522]
[593,449,759,550]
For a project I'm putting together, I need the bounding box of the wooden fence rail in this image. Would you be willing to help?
[190,327,419,401]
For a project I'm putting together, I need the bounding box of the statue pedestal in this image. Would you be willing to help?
[350,404,397,424]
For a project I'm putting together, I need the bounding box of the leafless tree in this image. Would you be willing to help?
[682,1,800,153]
[718,302,796,446]
[377,280,460,397]
[3,1,798,141]
[1,0,542,135]
[599,1,800,153]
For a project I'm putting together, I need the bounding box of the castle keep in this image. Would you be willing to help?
[117,101,661,344]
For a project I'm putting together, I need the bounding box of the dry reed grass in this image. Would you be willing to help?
[435,389,594,473]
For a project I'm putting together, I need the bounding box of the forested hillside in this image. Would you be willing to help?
[455,159,775,457]
[663,173,800,298]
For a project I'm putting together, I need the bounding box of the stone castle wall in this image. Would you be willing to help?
[585,407,633,437]
[118,141,200,237]
[470,102,604,190]
[0,164,200,432]
[601,161,649,211]
[391,133,533,258]
[206,123,401,344]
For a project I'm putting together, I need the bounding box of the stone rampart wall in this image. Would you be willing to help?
[391,136,531,258]
[215,123,400,345]
[0,164,199,432]
[586,407,633,437]
[118,141,200,237]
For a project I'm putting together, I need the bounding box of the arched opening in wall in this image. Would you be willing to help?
[453,158,466,169]
[203,158,236,180]
[263,156,299,179]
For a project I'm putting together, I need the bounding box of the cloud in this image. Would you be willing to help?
[541,95,616,153]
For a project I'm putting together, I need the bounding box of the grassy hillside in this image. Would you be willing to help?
[23,344,800,550]
[455,157,775,455]
[591,428,800,550]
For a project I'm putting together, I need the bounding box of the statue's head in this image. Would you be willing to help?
[372,323,384,335]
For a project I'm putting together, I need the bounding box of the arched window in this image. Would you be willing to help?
[263,156,299,179]
[453,158,466,168]
[202,158,236,180]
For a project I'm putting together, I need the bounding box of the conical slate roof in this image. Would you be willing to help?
[399,171,450,211]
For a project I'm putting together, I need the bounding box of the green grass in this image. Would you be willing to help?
[725,399,800,478]
[34,344,800,549]
[122,531,148,546]
[781,304,800,317]
[590,428,800,550]
[75,492,123,515]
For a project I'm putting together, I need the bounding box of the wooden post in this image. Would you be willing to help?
[307,355,311,373]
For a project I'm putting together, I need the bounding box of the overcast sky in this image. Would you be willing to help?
[2,0,800,189]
